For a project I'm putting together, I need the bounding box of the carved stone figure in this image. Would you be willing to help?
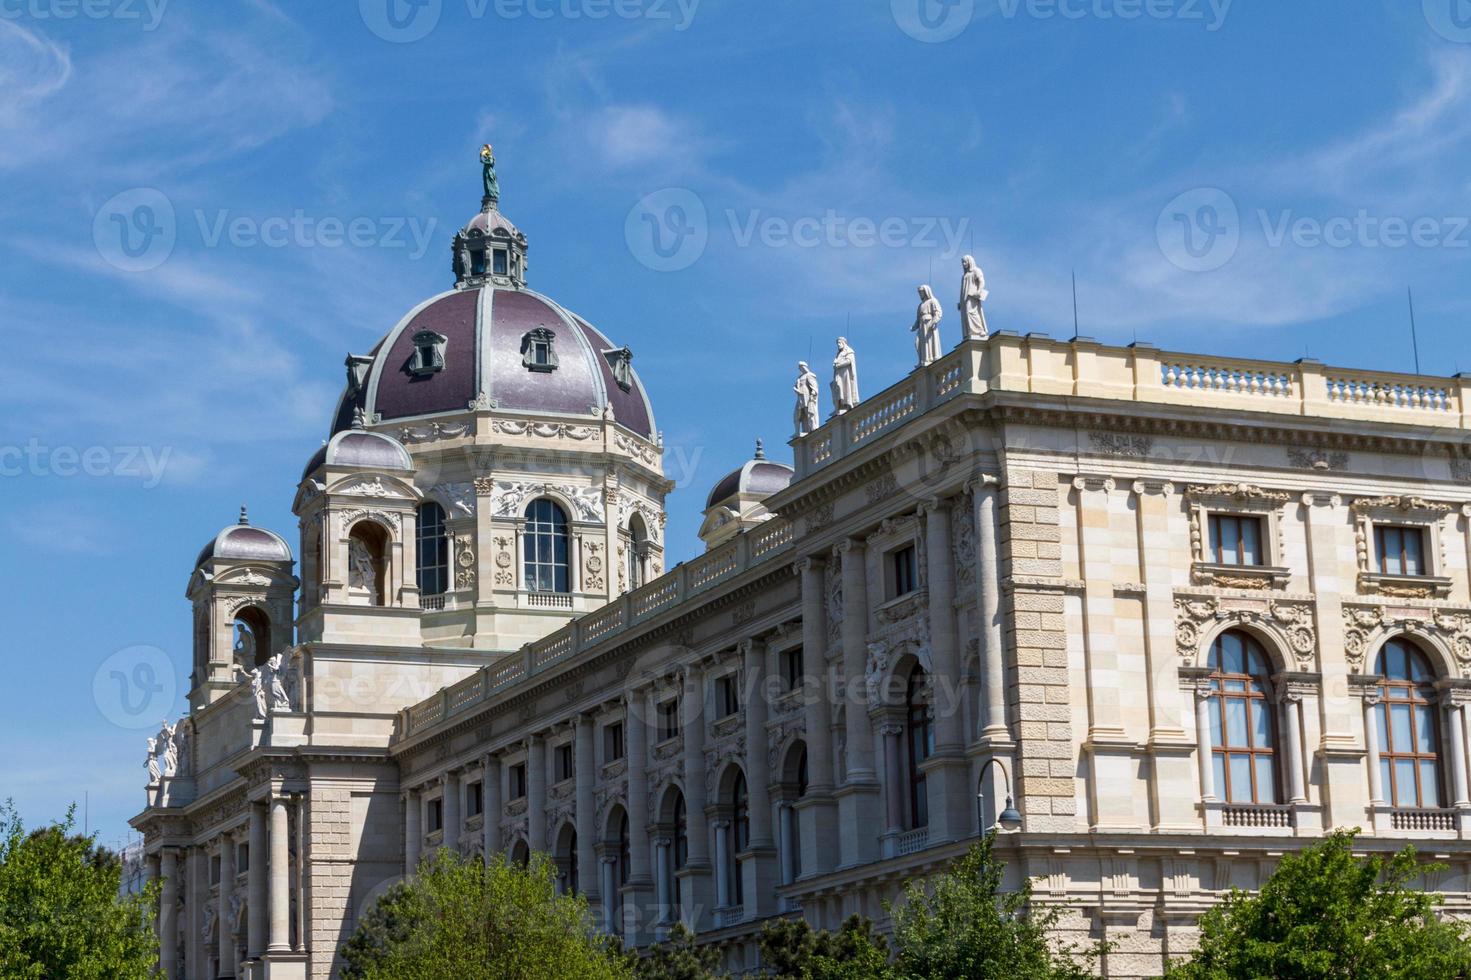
[480,143,499,203]
[145,737,160,784]
[158,720,178,777]
[264,652,291,712]
[234,621,256,667]
[171,721,191,778]
[958,255,989,340]
[237,664,268,720]
[912,285,943,365]
[348,537,381,604]
[793,361,820,436]
[831,338,859,414]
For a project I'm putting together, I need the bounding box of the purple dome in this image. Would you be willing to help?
[329,285,656,440]
[195,511,292,569]
[302,429,413,480]
[707,446,794,509]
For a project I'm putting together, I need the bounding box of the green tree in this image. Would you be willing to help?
[631,922,724,980]
[0,802,158,980]
[761,915,890,980]
[1165,830,1471,980]
[340,849,630,980]
[889,832,1093,980]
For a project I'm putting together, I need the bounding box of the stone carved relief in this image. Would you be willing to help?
[493,536,514,586]
[1186,483,1291,505]
[338,509,400,535]
[398,421,470,443]
[1088,431,1154,458]
[807,502,834,532]
[824,559,842,648]
[765,717,807,771]
[455,535,477,590]
[615,431,661,467]
[1342,604,1471,672]
[1286,448,1349,471]
[492,419,599,441]
[491,482,605,523]
[583,540,606,591]
[865,473,898,505]
[952,505,977,592]
[1174,595,1317,668]
[338,477,403,498]
[430,483,476,517]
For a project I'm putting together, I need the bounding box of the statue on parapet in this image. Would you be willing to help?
[831,338,859,414]
[912,284,943,366]
[793,362,820,437]
[958,255,989,340]
[480,144,499,206]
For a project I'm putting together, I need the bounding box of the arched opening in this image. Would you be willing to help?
[779,743,808,882]
[232,606,271,668]
[1374,638,1442,808]
[1206,630,1278,804]
[347,521,390,606]
[627,514,648,590]
[605,806,630,935]
[304,525,322,607]
[509,839,530,868]
[725,769,749,907]
[523,499,570,594]
[554,823,578,894]
[416,502,449,597]
[657,787,688,916]
[193,607,210,683]
[905,666,934,829]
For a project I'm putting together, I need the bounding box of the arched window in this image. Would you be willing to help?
[614,810,630,888]
[906,667,934,829]
[556,825,578,894]
[232,606,271,668]
[672,793,688,909]
[730,771,748,906]
[1207,631,1278,804]
[628,514,648,590]
[510,839,529,867]
[416,502,449,597]
[347,522,389,606]
[789,747,807,879]
[524,499,570,594]
[1375,639,1442,808]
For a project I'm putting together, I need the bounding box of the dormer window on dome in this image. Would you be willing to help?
[522,327,558,373]
[345,353,374,394]
[408,330,447,377]
[606,347,634,392]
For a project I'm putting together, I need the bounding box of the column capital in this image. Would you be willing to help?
[1072,475,1115,494]
[737,637,765,659]
[834,536,865,558]
[920,495,954,516]
[1300,491,1343,509]
[1130,478,1175,497]
[795,555,826,575]
[965,473,1001,494]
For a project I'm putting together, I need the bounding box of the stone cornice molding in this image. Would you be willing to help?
[1186,483,1289,504]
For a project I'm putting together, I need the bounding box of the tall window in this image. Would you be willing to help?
[730,771,749,905]
[524,499,570,593]
[781,647,804,692]
[657,699,681,742]
[906,667,934,829]
[672,794,688,908]
[1208,514,1264,566]
[614,811,630,888]
[416,502,449,596]
[1375,525,1427,576]
[890,545,919,599]
[628,515,648,590]
[1375,640,1442,808]
[347,522,389,606]
[790,748,808,879]
[1207,631,1278,804]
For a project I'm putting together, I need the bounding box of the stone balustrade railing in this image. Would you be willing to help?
[399,516,796,739]
[791,333,1471,479]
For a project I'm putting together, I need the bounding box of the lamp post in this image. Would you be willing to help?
[976,758,1021,832]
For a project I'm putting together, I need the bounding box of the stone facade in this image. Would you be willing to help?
[134,272,1471,976]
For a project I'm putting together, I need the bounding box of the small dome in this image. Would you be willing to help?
[302,428,414,480]
[706,440,794,509]
[195,508,292,569]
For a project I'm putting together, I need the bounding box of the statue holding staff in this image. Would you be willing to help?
[831,338,859,414]
[793,362,820,436]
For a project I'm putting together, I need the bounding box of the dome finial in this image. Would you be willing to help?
[351,405,366,430]
[754,438,766,460]
[239,505,249,526]
[479,143,499,212]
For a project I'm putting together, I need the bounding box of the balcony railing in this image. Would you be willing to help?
[1390,807,1456,832]
[790,334,1471,479]
[1220,804,1294,829]
[399,519,796,739]
[895,828,929,856]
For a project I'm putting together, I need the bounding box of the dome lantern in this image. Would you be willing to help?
[453,143,528,290]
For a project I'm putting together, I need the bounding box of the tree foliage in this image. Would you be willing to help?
[889,833,1094,980]
[631,922,724,980]
[340,849,630,980]
[1165,830,1471,980]
[761,914,890,979]
[0,802,158,980]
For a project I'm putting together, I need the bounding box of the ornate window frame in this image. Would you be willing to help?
[1185,483,1291,590]
[1352,495,1453,599]
[605,347,635,392]
[408,330,447,377]
[522,327,559,373]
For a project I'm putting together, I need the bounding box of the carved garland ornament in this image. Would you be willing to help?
[338,509,400,535]
[455,535,476,589]
[1174,595,1317,668]
[1342,605,1471,672]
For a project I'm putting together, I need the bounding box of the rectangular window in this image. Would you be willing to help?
[715,674,741,718]
[603,722,625,764]
[427,798,443,833]
[555,744,575,783]
[210,854,221,885]
[657,699,681,742]
[237,843,249,874]
[466,780,484,818]
[781,647,804,692]
[1207,514,1264,566]
[493,248,508,275]
[1376,525,1427,576]
[890,545,918,598]
[509,763,527,800]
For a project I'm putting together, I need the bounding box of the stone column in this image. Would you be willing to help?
[403,788,421,874]
[625,689,653,900]
[680,664,712,927]
[972,478,1009,741]
[159,848,178,979]
[880,723,905,857]
[600,857,618,934]
[1194,689,1217,803]
[1448,701,1470,808]
[835,539,880,867]
[218,834,236,977]
[713,820,731,909]
[922,497,968,842]
[482,755,502,858]
[442,770,461,854]
[186,846,206,975]
[1283,693,1309,805]
[1363,695,1384,806]
[778,805,796,885]
[653,837,671,923]
[248,803,267,958]
[740,638,778,914]
[267,797,291,954]
[527,734,547,853]
[575,714,598,903]
[796,557,838,874]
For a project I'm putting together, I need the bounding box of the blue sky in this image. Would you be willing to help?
[2,0,1469,847]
